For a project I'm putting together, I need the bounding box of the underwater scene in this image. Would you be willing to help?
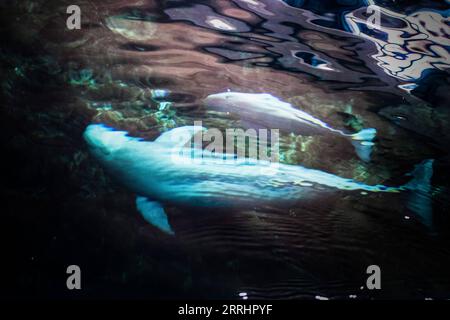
[1,0,450,300]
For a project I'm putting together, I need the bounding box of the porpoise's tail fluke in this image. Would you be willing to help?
[350,128,377,162]
[403,159,434,228]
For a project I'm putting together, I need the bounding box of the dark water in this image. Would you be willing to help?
[1,0,450,299]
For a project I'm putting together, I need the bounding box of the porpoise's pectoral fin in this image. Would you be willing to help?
[136,196,174,235]
[155,125,206,147]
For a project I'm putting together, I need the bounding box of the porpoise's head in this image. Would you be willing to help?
[83,124,140,161]
[84,124,208,165]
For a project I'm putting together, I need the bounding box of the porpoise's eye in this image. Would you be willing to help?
[226,95,231,99]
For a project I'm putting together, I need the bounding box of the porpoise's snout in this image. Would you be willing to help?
[204,92,241,112]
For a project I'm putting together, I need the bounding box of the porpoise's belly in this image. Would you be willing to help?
[129,161,335,207]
